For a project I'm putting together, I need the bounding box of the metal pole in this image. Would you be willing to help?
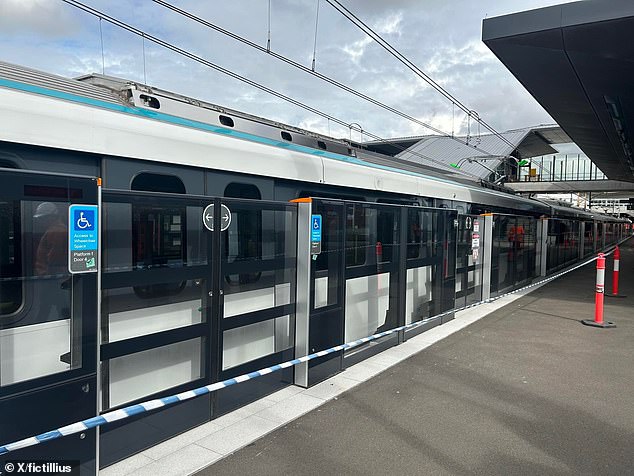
[481,213,494,300]
[537,217,548,277]
[294,200,312,387]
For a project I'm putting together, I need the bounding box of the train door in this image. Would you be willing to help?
[0,169,99,473]
[403,206,457,338]
[299,200,457,384]
[99,190,298,464]
[455,214,483,308]
[215,197,298,413]
[99,190,212,466]
[342,201,403,367]
[305,199,346,385]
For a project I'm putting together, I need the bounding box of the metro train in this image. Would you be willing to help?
[0,61,629,471]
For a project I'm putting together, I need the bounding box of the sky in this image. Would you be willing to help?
[0,0,578,142]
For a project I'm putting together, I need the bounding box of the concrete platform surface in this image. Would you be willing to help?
[194,241,634,476]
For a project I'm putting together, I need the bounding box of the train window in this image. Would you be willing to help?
[224,183,262,285]
[378,198,416,206]
[317,141,327,150]
[346,204,369,266]
[131,173,186,194]
[219,115,234,127]
[376,208,396,263]
[419,211,434,258]
[0,201,21,316]
[133,206,185,266]
[407,209,422,259]
[225,183,260,200]
[314,205,341,273]
[131,173,186,298]
[24,185,83,199]
[297,191,365,202]
[281,131,292,142]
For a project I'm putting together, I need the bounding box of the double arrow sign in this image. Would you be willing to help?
[202,204,232,232]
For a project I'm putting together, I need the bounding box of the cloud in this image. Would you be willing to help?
[341,36,373,64]
[0,0,80,37]
[0,0,571,141]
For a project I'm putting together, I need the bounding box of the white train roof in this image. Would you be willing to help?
[0,60,616,218]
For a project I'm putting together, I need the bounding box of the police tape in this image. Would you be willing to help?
[0,241,628,456]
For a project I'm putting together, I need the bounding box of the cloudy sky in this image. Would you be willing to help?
[0,0,577,141]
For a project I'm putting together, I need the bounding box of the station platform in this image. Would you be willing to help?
[103,240,634,476]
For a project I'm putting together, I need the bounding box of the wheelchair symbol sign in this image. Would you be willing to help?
[69,204,99,274]
[74,210,94,231]
[311,215,321,242]
[311,214,322,255]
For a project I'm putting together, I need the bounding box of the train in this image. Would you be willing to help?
[0,61,629,472]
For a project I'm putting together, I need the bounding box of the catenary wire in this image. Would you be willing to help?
[324,0,518,151]
[152,0,557,183]
[152,0,519,168]
[60,0,484,180]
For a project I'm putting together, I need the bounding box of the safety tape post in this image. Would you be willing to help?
[0,239,629,456]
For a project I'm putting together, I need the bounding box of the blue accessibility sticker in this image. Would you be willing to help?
[68,204,99,273]
[311,215,322,243]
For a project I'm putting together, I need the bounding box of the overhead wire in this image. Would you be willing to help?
[150,0,528,174]
[267,0,271,51]
[311,0,320,71]
[326,1,557,180]
[324,0,518,151]
[153,1,490,150]
[60,0,482,180]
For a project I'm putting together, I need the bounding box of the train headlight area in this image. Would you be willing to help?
[0,62,631,473]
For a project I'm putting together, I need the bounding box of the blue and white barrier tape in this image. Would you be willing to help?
[0,316,441,457]
[0,242,627,456]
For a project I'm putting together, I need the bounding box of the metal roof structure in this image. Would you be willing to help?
[365,125,567,180]
[483,0,634,183]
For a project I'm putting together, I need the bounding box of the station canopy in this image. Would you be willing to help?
[483,1,634,183]
[364,125,568,180]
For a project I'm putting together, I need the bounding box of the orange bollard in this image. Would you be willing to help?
[606,246,627,298]
[582,253,616,328]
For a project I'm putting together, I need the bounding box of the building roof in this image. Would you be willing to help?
[483,0,634,183]
[367,125,565,180]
